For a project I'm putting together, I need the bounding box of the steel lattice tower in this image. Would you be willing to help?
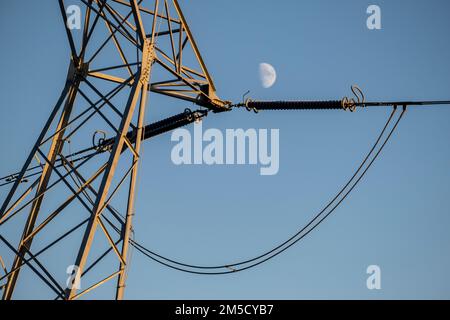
[0,0,229,300]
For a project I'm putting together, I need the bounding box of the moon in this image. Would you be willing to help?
[259,63,277,88]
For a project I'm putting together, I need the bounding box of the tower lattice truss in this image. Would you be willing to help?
[0,0,228,300]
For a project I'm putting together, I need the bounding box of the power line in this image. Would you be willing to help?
[122,107,406,275]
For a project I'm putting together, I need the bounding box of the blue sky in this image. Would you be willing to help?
[0,0,450,299]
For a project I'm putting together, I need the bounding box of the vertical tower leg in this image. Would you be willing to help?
[2,65,82,300]
[115,78,149,300]
[66,41,154,300]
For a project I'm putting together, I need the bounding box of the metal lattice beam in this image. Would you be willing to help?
[0,0,227,300]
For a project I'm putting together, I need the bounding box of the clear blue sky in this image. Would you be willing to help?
[1,0,450,299]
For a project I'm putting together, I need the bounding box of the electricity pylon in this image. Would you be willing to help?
[1,1,449,301]
[0,0,229,300]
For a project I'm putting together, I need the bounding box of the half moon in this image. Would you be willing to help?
[259,63,277,89]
